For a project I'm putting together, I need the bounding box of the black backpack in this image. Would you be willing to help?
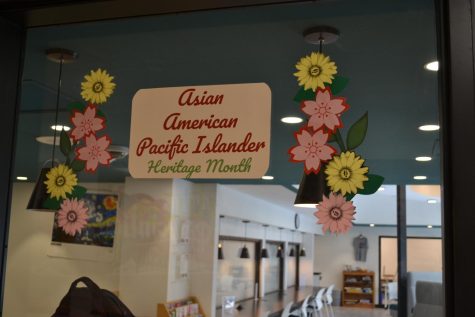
[52,276,135,317]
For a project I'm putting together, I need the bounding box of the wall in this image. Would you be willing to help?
[119,178,173,317]
[314,226,442,305]
[3,182,123,317]
[189,183,218,317]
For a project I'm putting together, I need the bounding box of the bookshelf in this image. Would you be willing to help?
[157,296,206,317]
[342,271,375,308]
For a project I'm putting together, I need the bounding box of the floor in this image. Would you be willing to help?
[215,286,389,317]
[331,306,388,317]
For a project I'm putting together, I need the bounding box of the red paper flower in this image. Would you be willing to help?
[314,192,356,234]
[57,198,88,236]
[76,134,112,172]
[289,128,336,174]
[70,104,105,141]
[301,87,348,132]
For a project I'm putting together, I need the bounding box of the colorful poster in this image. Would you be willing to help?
[129,83,271,179]
[51,192,118,248]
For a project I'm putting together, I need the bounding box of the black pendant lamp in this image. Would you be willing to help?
[276,228,284,258]
[218,242,224,260]
[294,27,339,209]
[294,169,330,208]
[27,48,78,211]
[240,220,251,259]
[261,225,269,258]
[218,215,224,260]
[289,230,295,257]
[300,232,307,257]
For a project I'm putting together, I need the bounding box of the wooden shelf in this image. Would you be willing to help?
[157,296,205,317]
[342,271,374,308]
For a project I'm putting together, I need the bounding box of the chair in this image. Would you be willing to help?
[384,282,398,316]
[281,301,294,317]
[288,295,310,317]
[323,284,335,317]
[307,288,326,317]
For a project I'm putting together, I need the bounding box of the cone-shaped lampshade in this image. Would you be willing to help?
[300,248,306,257]
[240,245,250,259]
[27,167,54,211]
[294,169,330,207]
[218,245,224,260]
[276,246,283,258]
[261,248,269,258]
[289,248,295,257]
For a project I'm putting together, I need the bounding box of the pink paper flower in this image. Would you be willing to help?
[289,128,336,174]
[314,193,356,234]
[301,87,348,131]
[76,134,112,172]
[57,198,88,236]
[70,104,105,141]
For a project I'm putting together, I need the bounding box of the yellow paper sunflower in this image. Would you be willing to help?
[81,68,116,104]
[325,151,368,196]
[294,52,337,91]
[44,164,78,200]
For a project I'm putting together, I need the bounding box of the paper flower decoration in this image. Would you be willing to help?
[289,129,335,174]
[57,198,88,236]
[70,104,105,141]
[325,151,369,195]
[302,87,348,131]
[81,68,116,104]
[76,135,112,172]
[314,192,355,234]
[294,52,337,91]
[44,164,78,200]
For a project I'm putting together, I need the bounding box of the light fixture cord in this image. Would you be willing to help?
[51,55,64,168]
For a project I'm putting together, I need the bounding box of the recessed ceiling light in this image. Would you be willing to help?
[418,124,439,131]
[281,117,303,124]
[16,176,28,181]
[424,61,439,71]
[261,175,274,180]
[427,199,437,204]
[294,203,317,208]
[377,187,385,191]
[415,156,432,162]
[427,225,433,229]
[51,125,71,131]
[369,224,375,227]
[414,176,427,180]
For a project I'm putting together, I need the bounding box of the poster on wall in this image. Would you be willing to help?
[47,192,118,262]
[129,83,271,179]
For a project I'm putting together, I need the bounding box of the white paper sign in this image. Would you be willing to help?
[129,83,271,179]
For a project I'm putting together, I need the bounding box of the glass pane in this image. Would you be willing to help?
[4,0,443,317]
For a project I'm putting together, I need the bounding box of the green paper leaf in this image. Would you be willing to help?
[70,159,86,172]
[329,76,349,95]
[68,102,107,121]
[42,197,61,210]
[67,185,87,199]
[60,130,71,156]
[345,193,356,201]
[328,133,336,143]
[358,174,385,195]
[346,112,368,150]
[294,87,316,103]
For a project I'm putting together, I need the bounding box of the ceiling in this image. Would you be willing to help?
[14,0,441,194]
[225,184,441,226]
